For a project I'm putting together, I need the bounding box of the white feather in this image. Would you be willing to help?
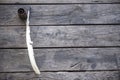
[26,10,40,74]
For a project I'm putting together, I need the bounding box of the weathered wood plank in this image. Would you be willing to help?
[0,4,120,25]
[117,53,120,69]
[0,71,119,80]
[0,48,119,72]
[0,0,120,3]
[0,25,120,48]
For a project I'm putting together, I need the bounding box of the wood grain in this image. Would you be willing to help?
[0,0,120,3]
[0,4,120,25]
[0,71,119,80]
[0,25,120,48]
[0,48,119,72]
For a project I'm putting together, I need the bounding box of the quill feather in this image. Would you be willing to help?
[26,10,40,74]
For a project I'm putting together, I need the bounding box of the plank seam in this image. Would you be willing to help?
[1,3,120,5]
[1,24,120,26]
[0,46,120,49]
[0,69,119,73]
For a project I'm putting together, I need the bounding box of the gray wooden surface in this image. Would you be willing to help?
[0,71,119,80]
[0,25,120,48]
[0,0,120,3]
[0,0,120,79]
[0,48,119,72]
[0,4,120,25]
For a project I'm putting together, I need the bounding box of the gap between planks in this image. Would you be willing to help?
[1,3,120,5]
[1,24,120,26]
[0,46,120,49]
[0,69,120,73]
